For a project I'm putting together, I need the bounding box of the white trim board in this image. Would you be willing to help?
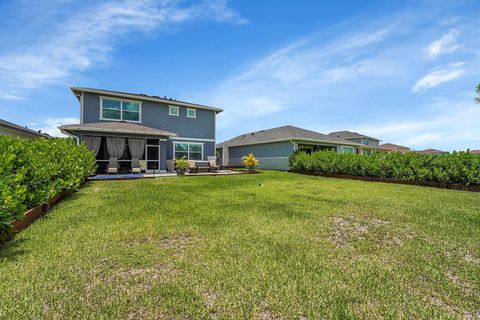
[173,137,215,142]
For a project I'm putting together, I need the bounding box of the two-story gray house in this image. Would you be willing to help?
[59,87,222,173]
[328,131,381,147]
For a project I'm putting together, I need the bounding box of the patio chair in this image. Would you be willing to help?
[107,157,118,174]
[196,161,210,173]
[131,158,141,174]
[188,160,198,173]
[208,159,217,172]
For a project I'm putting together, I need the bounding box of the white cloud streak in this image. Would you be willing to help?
[411,62,466,93]
[425,29,460,58]
[211,26,396,128]
[29,117,79,137]
[0,0,245,99]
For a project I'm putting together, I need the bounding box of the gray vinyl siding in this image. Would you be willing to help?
[228,141,295,170]
[82,92,215,140]
[346,137,380,147]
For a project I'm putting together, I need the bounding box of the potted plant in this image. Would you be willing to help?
[241,153,259,173]
[175,157,189,176]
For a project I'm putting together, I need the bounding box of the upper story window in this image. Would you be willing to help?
[362,138,369,145]
[101,97,141,122]
[169,105,179,116]
[186,108,196,118]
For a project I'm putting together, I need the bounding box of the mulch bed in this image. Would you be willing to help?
[289,170,480,192]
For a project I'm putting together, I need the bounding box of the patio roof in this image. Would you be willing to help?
[59,122,176,137]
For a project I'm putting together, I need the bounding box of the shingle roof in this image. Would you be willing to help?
[328,130,380,141]
[470,150,480,154]
[379,143,411,151]
[415,149,447,155]
[71,87,223,113]
[217,125,368,148]
[59,122,176,137]
[0,119,51,138]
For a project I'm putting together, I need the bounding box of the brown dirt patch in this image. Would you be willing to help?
[445,271,475,294]
[430,297,480,320]
[331,215,392,247]
[464,254,480,264]
[87,262,177,296]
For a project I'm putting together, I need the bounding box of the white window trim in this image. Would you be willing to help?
[99,96,142,123]
[186,108,196,118]
[173,141,204,160]
[169,105,179,116]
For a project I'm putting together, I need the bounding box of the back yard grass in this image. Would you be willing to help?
[1,171,479,319]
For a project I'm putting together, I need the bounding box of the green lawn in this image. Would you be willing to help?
[1,171,479,319]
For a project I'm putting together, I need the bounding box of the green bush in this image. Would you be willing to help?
[0,136,96,240]
[289,150,480,186]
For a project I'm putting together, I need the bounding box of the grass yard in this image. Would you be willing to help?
[1,171,479,319]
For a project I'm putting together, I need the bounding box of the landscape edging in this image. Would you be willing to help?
[289,170,480,192]
[9,190,73,236]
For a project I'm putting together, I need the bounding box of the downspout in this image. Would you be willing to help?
[290,140,298,152]
[60,129,80,145]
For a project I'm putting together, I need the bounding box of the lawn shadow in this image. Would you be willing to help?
[0,237,29,261]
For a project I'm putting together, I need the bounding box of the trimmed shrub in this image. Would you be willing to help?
[0,136,96,240]
[289,150,480,186]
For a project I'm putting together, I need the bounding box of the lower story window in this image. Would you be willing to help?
[341,146,355,154]
[174,142,203,160]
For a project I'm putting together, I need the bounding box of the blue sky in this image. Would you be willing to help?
[0,0,479,151]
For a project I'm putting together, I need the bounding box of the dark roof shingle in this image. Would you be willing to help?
[328,130,380,141]
[217,125,369,148]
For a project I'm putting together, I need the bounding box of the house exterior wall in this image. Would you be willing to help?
[79,92,217,165]
[227,141,295,170]
[347,137,380,147]
[82,92,216,140]
[0,126,46,139]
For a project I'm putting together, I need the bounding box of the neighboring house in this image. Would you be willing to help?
[216,125,380,170]
[59,87,222,173]
[469,150,480,154]
[415,149,447,155]
[0,119,51,139]
[328,130,381,147]
[379,143,412,153]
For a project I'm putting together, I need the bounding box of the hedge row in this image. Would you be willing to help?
[289,150,480,186]
[0,136,96,240]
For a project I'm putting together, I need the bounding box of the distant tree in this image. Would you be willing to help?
[476,83,480,104]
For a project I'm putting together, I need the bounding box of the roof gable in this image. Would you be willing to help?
[218,125,365,147]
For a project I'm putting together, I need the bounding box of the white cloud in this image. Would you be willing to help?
[0,0,245,99]
[210,26,397,128]
[29,117,79,137]
[354,100,480,151]
[425,29,460,58]
[411,62,466,93]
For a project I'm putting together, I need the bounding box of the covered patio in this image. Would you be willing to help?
[60,122,224,176]
[59,122,174,174]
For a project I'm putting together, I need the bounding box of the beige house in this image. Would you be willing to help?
[0,119,51,139]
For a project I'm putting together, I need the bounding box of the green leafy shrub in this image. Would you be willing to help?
[0,136,96,240]
[289,150,480,186]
